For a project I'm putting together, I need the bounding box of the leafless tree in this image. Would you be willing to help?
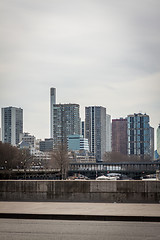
[50,143,69,179]
[18,149,33,169]
[103,151,152,163]
[0,142,22,169]
[103,152,128,163]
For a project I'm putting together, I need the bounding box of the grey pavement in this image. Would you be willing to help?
[1,219,160,240]
[0,202,160,222]
[0,201,160,216]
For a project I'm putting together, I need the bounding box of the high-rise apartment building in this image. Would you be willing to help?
[81,121,85,138]
[85,106,106,162]
[52,103,80,147]
[50,88,80,147]
[106,114,111,152]
[157,124,160,156]
[127,113,150,158]
[1,106,23,146]
[112,118,128,155]
[50,88,56,138]
[149,127,154,160]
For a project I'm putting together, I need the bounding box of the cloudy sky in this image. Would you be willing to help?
[0,0,160,146]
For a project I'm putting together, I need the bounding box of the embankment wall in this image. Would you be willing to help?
[0,180,160,203]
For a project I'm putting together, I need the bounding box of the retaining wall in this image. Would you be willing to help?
[0,180,160,203]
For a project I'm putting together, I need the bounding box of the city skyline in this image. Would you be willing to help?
[0,0,160,145]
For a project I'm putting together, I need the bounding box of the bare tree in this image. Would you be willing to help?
[103,152,129,163]
[0,141,24,169]
[18,149,33,169]
[103,151,152,163]
[50,143,69,179]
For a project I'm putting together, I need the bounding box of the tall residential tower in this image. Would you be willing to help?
[106,114,111,152]
[85,106,106,162]
[127,113,150,158]
[112,118,128,155]
[50,88,56,138]
[1,106,23,146]
[157,124,160,157]
[50,88,80,147]
[52,103,80,147]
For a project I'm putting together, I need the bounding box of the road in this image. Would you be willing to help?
[0,219,160,240]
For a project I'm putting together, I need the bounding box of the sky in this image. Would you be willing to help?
[0,0,160,147]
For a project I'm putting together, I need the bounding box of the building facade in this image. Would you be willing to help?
[50,87,56,138]
[67,134,89,151]
[1,106,23,146]
[85,106,106,162]
[149,127,154,160]
[112,118,128,155]
[50,88,80,147]
[39,138,54,152]
[127,113,150,158]
[106,114,111,152]
[52,103,80,147]
[81,121,85,138]
[157,124,160,157]
[19,132,36,148]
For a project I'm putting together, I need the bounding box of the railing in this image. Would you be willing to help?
[69,161,160,174]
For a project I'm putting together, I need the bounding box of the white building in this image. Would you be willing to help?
[19,132,36,148]
[30,147,51,162]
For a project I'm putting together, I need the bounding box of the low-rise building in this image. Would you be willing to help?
[39,138,54,152]
[68,134,89,151]
[19,132,36,148]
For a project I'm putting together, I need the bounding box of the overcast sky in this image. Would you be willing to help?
[0,0,160,146]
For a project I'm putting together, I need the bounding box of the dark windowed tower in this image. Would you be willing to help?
[112,118,128,155]
[127,113,150,158]
[85,106,106,162]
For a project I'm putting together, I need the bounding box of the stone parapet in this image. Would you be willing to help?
[0,180,160,203]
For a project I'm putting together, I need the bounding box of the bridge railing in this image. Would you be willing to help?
[69,162,160,173]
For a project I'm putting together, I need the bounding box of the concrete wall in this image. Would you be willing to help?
[0,180,160,203]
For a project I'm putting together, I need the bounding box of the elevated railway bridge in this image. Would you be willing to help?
[68,161,160,179]
[0,161,160,180]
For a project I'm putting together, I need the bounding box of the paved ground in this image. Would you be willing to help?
[1,202,160,239]
[0,219,160,240]
[0,202,160,216]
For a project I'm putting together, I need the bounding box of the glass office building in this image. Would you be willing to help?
[67,134,89,151]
